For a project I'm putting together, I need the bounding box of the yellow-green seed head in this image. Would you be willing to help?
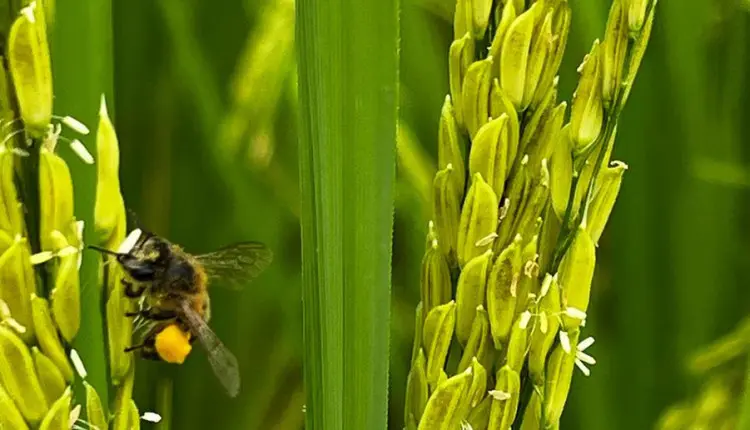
[558,226,596,330]
[569,40,604,150]
[448,34,475,128]
[543,329,581,424]
[455,250,492,345]
[432,166,461,265]
[405,348,429,426]
[38,387,71,430]
[461,56,493,137]
[417,366,473,430]
[601,0,629,108]
[586,161,627,244]
[7,1,52,136]
[420,242,453,315]
[94,95,127,251]
[422,301,456,388]
[32,347,66,405]
[469,114,510,199]
[488,365,521,429]
[457,174,498,267]
[84,382,108,430]
[0,233,35,342]
[486,238,522,348]
[30,294,74,381]
[0,324,49,423]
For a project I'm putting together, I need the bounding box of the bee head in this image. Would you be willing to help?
[89,233,172,282]
[121,235,172,281]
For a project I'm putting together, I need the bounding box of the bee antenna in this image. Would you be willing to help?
[87,245,121,257]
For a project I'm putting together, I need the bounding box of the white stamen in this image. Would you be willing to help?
[574,358,591,376]
[43,124,62,152]
[118,229,142,254]
[11,147,29,157]
[57,246,78,258]
[539,275,552,298]
[539,312,548,334]
[611,160,629,170]
[461,421,474,430]
[0,299,10,317]
[30,251,55,265]
[69,405,82,428]
[21,2,36,23]
[75,221,85,242]
[141,412,162,423]
[499,198,510,220]
[100,94,108,117]
[578,336,595,351]
[576,351,597,365]
[61,116,90,135]
[5,318,26,334]
[70,349,87,379]
[565,307,587,321]
[0,299,26,334]
[559,331,571,354]
[76,221,85,269]
[488,390,511,401]
[474,232,497,247]
[519,311,532,330]
[509,274,518,298]
[524,259,539,278]
[70,140,94,164]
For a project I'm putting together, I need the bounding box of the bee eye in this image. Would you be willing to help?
[118,254,156,281]
[130,266,156,281]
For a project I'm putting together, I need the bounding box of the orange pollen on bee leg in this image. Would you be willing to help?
[155,324,193,364]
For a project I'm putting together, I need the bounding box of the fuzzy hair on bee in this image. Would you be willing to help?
[89,227,273,397]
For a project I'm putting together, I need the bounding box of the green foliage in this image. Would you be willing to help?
[0,0,734,428]
[297,0,399,428]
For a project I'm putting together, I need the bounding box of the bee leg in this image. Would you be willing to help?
[126,307,177,321]
[124,343,145,353]
[147,309,177,321]
[124,343,160,362]
[123,280,146,298]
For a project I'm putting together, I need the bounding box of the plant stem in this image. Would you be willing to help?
[156,377,173,430]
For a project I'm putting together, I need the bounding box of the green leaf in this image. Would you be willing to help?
[297,0,399,429]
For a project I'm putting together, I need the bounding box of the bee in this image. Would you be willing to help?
[90,228,273,397]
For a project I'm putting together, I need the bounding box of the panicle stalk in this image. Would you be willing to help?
[0,2,157,428]
[405,0,657,427]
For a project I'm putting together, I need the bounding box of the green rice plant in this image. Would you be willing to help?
[655,316,750,430]
[296,0,399,428]
[403,0,656,428]
[0,2,97,427]
[0,1,159,428]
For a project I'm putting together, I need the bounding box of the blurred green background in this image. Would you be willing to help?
[59,0,749,428]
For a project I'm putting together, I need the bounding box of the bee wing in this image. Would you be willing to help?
[179,301,241,397]
[194,242,273,290]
